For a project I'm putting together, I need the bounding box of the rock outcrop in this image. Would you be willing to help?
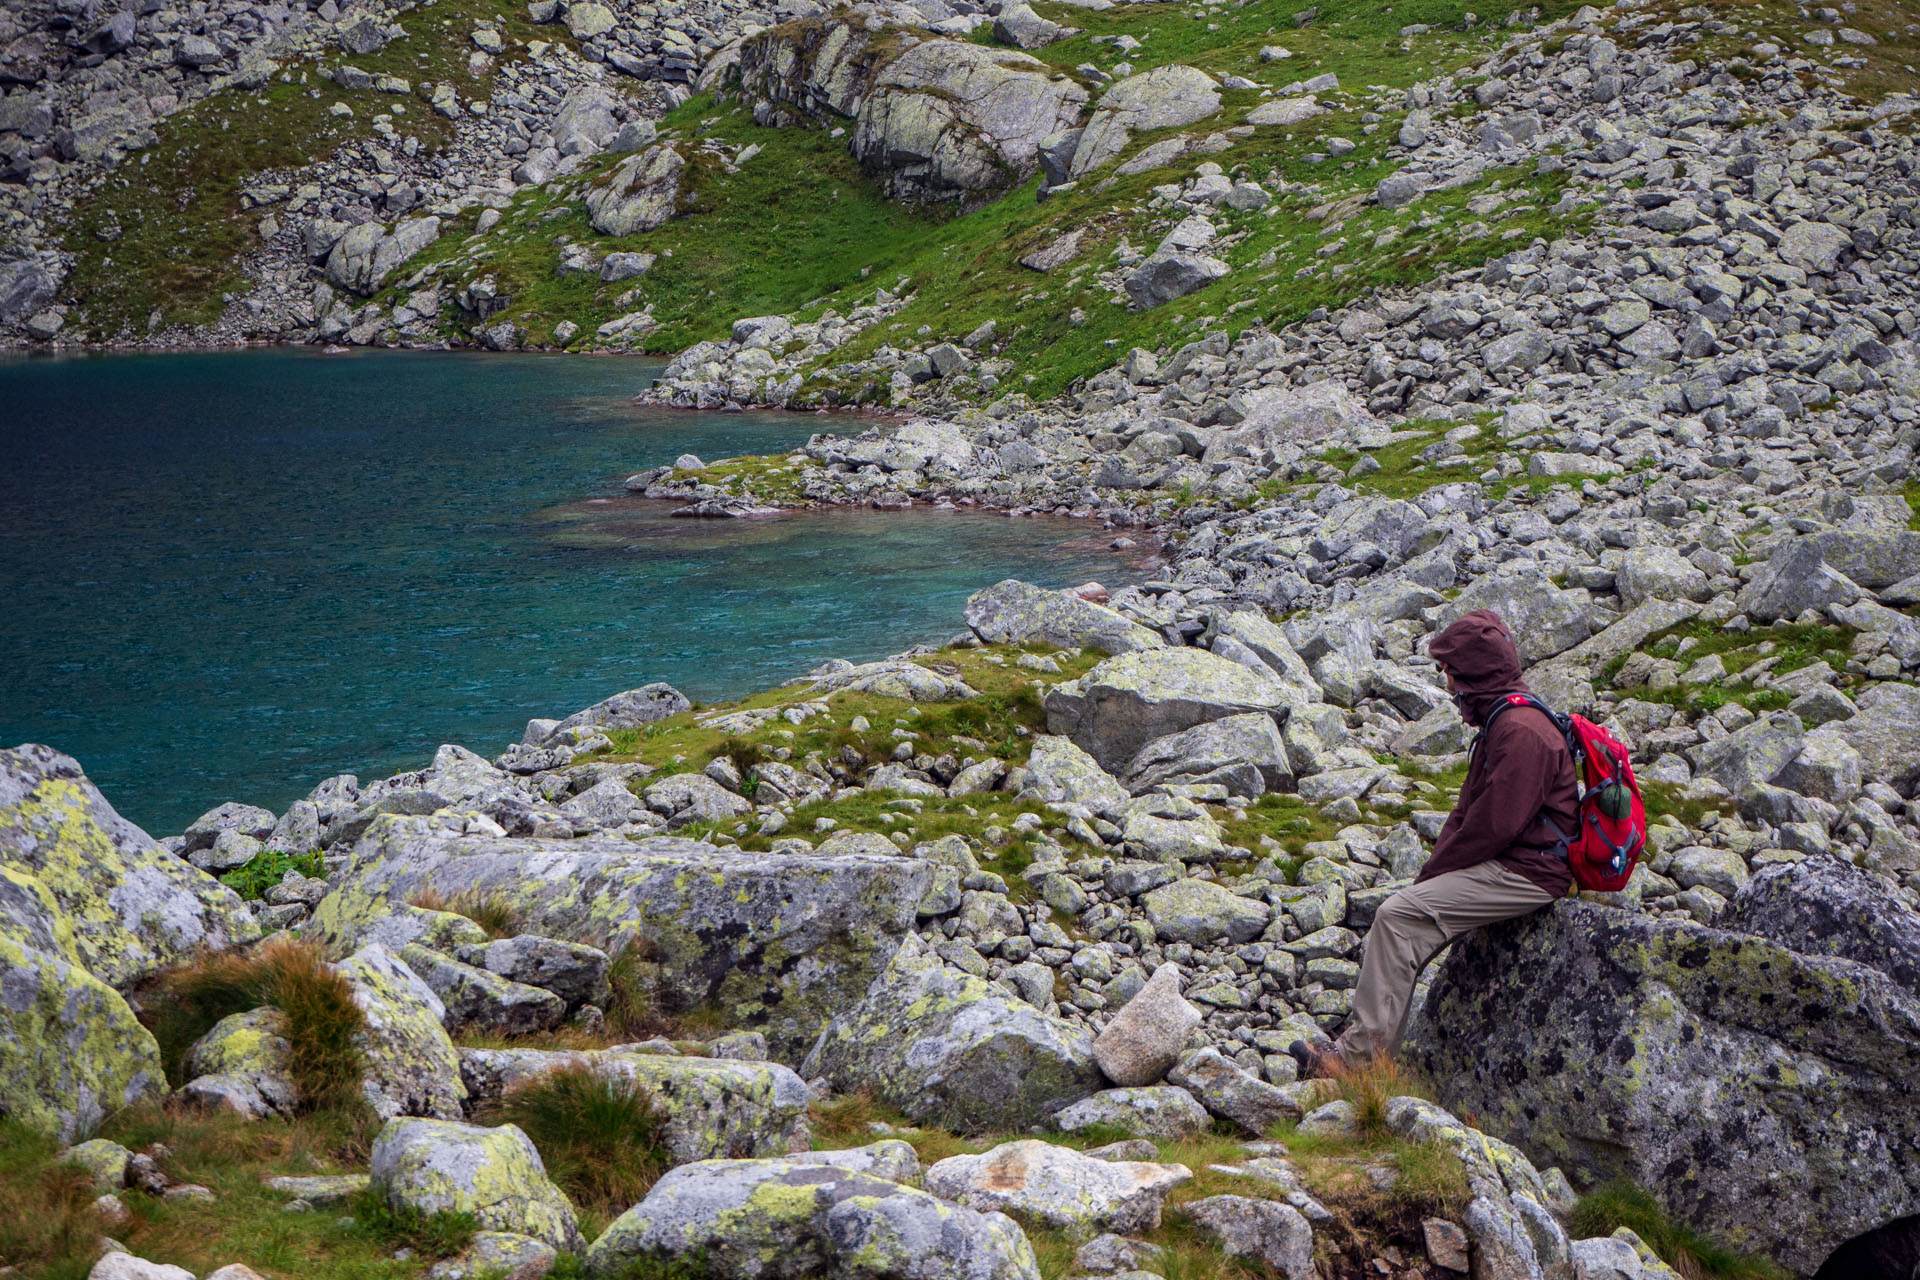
[1412,879,1920,1275]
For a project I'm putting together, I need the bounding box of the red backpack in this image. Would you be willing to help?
[1481,692,1647,894]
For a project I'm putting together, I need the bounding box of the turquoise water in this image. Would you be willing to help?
[0,349,1152,834]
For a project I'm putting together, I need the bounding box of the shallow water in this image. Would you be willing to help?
[0,348,1153,833]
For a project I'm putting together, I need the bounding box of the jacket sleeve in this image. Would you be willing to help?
[1416,720,1557,882]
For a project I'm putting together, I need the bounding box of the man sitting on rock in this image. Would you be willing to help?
[1292,608,1577,1074]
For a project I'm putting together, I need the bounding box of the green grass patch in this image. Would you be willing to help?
[1570,1181,1787,1280]
[219,848,324,901]
[0,1120,103,1280]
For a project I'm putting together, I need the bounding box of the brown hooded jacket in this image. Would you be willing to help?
[1418,609,1577,895]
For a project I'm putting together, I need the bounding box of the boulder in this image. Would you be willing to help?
[469,935,610,1007]
[964,579,1164,654]
[1434,566,1596,663]
[336,944,467,1121]
[929,1142,1191,1240]
[1070,66,1221,177]
[852,42,1088,202]
[371,1117,583,1251]
[0,917,163,1141]
[584,1157,1040,1279]
[802,942,1101,1133]
[586,145,686,236]
[1182,1196,1317,1280]
[1020,736,1129,816]
[807,658,977,700]
[1202,381,1380,461]
[540,684,691,743]
[1045,647,1307,774]
[1170,1048,1308,1134]
[1142,879,1270,945]
[1803,530,1920,590]
[1616,546,1710,607]
[458,1047,810,1163]
[1720,855,1920,997]
[1735,539,1862,623]
[1122,252,1230,310]
[310,818,928,1058]
[1124,711,1294,798]
[1412,899,1920,1274]
[992,3,1072,50]
[181,1006,300,1119]
[0,744,257,989]
[324,218,442,296]
[1053,1086,1211,1140]
[399,945,568,1037]
[1092,962,1201,1086]
[1829,682,1920,796]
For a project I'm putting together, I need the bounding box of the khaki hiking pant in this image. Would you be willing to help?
[1334,860,1558,1065]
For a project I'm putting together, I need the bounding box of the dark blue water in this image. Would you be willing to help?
[0,349,1152,834]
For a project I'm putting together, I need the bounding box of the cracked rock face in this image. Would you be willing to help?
[1411,883,1920,1275]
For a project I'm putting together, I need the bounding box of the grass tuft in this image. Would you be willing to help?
[485,1065,669,1223]
[408,887,523,939]
[0,1121,104,1280]
[1570,1181,1786,1280]
[139,939,365,1111]
[348,1184,479,1260]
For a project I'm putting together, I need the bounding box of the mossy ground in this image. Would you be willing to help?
[1598,620,1858,718]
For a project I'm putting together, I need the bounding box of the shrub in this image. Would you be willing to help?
[218,848,324,901]
[486,1065,669,1218]
[1570,1182,1786,1280]
[139,939,365,1110]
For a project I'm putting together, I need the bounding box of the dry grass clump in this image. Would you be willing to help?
[0,1122,102,1280]
[139,939,365,1111]
[407,886,523,939]
[485,1065,669,1222]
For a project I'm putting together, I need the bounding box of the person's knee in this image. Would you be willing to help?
[1371,888,1423,934]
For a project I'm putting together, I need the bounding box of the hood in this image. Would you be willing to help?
[1428,609,1529,726]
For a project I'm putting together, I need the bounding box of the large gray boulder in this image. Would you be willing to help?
[925,1139,1190,1235]
[1829,682,1920,796]
[324,217,442,296]
[337,944,467,1121]
[964,580,1164,655]
[1411,897,1920,1275]
[1069,65,1221,177]
[1092,962,1201,1086]
[1735,538,1862,623]
[0,894,164,1140]
[1201,381,1381,462]
[1434,566,1596,663]
[802,942,1102,1133]
[1122,252,1230,310]
[1020,736,1129,816]
[371,1117,583,1251]
[538,683,691,743]
[1720,855,1920,1000]
[852,41,1088,202]
[0,744,257,989]
[1124,712,1293,798]
[585,144,686,236]
[311,816,929,1058]
[584,1157,1042,1279]
[1045,647,1308,774]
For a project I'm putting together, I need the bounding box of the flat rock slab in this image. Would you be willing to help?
[311,818,930,1059]
[926,1139,1191,1236]
[584,1157,1041,1280]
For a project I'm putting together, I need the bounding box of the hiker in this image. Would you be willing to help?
[1292,608,1578,1075]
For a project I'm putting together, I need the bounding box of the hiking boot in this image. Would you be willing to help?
[1286,1039,1340,1080]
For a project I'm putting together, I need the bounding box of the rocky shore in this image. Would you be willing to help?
[6,0,1920,1275]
